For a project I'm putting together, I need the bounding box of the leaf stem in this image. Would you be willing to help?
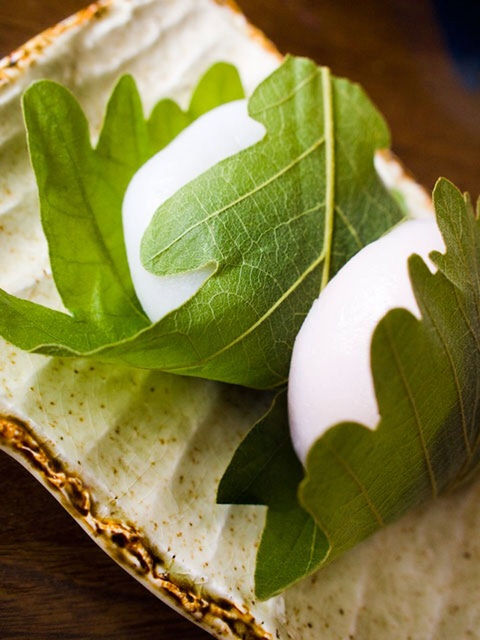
[320,67,335,291]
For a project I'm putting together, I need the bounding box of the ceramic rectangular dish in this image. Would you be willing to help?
[0,1,479,638]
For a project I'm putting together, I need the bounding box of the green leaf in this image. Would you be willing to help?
[217,389,328,599]
[188,61,244,118]
[300,178,480,558]
[0,63,244,349]
[147,62,244,150]
[0,288,107,353]
[221,178,480,600]
[139,56,403,387]
[23,77,149,338]
[0,57,402,388]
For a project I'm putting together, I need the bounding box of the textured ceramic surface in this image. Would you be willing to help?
[1,2,479,639]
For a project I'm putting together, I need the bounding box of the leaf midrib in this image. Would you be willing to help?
[383,320,438,498]
[42,114,147,327]
[148,69,337,376]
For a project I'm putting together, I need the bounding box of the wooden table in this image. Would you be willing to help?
[0,1,479,638]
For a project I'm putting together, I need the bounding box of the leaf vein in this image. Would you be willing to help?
[383,321,438,497]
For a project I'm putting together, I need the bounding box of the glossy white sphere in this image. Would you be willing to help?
[122,99,265,322]
[288,219,445,463]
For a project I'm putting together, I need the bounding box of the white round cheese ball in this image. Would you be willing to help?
[122,99,265,322]
[288,219,445,463]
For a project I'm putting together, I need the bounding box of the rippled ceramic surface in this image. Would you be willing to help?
[1,2,479,638]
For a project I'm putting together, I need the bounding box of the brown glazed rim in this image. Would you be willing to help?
[0,0,282,88]
[0,415,272,640]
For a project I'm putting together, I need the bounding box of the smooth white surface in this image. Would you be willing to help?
[122,99,265,322]
[288,219,445,463]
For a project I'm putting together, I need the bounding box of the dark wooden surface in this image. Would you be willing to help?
[0,1,479,639]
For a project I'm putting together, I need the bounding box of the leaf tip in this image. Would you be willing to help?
[22,78,68,112]
[432,176,462,203]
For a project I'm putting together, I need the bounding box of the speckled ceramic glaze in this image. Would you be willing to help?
[1,2,479,638]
